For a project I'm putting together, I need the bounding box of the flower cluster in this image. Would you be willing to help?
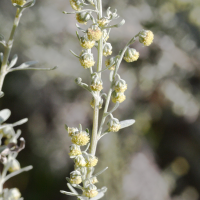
[66,125,99,197]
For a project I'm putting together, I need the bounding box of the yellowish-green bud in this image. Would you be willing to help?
[103,43,112,57]
[139,30,154,46]
[11,0,26,6]
[80,35,95,49]
[8,159,21,173]
[71,131,90,146]
[90,73,103,92]
[114,78,127,93]
[79,50,95,69]
[70,170,82,184]
[107,117,121,132]
[87,25,102,41]
[83,184,98,198]
[76,12,91,24]
[69,144,82,157]
[97,18,110,27]
[124,47,139,62]
[70,0,83,11]
[75,155,86,167]
[111,91,126,103]
[67,127,78,137]
[85,155,98,167]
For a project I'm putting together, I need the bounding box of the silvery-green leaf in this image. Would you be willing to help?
[70,50,80,58]
[93,167,108,177]
[0,34,6,46]
[0,53,3,62]
[60,191,78,196]
[2,126,15,138]
[119,119,135,129]
[77,196,88,200]
[90,192,104,200]
[0,92,4,98]
[0,109,11,124]
[13,118,28,126]
[67,183,78,194]
[23,0,36,8]
[76,24,87,33]
[10,61,38,70]
[8,54,18,69]
[102,19,125,30]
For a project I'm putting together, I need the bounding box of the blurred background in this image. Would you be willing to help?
[0,0,200,199]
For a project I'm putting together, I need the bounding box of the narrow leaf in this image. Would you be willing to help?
[8,54,18,69]
[0,109,11,124]
[60,191,78,196]
[90,192,104,200]
[70,50,80,58]
[76,24,86,33]
[12,61,38,70]
[13,118,28,127]
[93,167,108,177]
[119,119,135,129]
[67,183,79,195]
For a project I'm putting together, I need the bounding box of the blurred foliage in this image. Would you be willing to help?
[0,0,200,200]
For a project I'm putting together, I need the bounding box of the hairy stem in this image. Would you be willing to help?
[90,0,103,156]
[0,8,22,92]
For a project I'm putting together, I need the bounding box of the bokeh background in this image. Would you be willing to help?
[0,0,200,199]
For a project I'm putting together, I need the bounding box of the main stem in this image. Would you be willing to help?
[0,8,22,92]
[90,0,103,156]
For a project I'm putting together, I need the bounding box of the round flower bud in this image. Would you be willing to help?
[103,43,112,57]
[105,57,116,70]
[124,48,139,62]
[70,170,82,184]
[69,144,82,157]
[90,96,103,109]
[70,0,83,11]
[97,17,110,27]
[107,117,121,132]
[139,30,154,46]
[90,73,103,92]
[85,155,98,167]
[67,127,79,137]
[87,25,102,41]
[11,0,26,6]
[75,155,86,167]
[8,188,21,200]
[80,35,95,49]
[83,184,98,198]
[8,159,21,173]
[91,177,98,184]
[71,131,90,146]
[102,30,109,41]
[114,79,127,93]
[111,91,126,103]
[76,12,91,24]
[79,50,95,69]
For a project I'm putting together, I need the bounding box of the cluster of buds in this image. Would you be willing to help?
[103,43,112,57]
[70,0,85,11]
[66,125,99,197]
[107,117,121,132]
[105,55,120,71]
[124,47,139,63]
[139,30,154,46]
[79,50,95,69]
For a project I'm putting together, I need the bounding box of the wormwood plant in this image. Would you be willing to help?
[61,0,154,199]
[0,0,55,199]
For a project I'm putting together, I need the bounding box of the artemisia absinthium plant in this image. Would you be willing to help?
[61,0,154,199]
[0,1,56,199]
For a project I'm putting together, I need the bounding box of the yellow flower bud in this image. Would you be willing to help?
[70,170,82,184]
[79,50,95,69]
[87,25,102,41]
[75,155,86,167]
[70,0,82,11]
[97,18,110,27]
[139,30,154,46]
[90,73,103,92]
[80,36,95,49]
[11,0,26,6]
[107,117,121,132]
[83,184,98,198]
[111,91,126,103]
[67,127,78,137]
[91,177,98,184]
[86,155,98,167]
[69,144,82,157]
[76,12,91,24]
[105,57,116,70]
[90,97,103,109]
[103,43,112,57]
[114,78,127,93]
[124,48,139,62]
[71,131,90,146]
[8,159,21,173]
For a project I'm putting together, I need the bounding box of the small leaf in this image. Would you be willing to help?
[23,0,36,8]
[8,54,18,69]
[60,190,78,196]
[85,128,89,133]
[0,109,11,124]
[65,124,68,130]
[90,193,104,200]
[119,119,135,129]
[0,92,4,98]
[76,24,86,33]
[67,183,79,194]
[12,61,38,70]
[13,118,28,127]
[70,50,80,58]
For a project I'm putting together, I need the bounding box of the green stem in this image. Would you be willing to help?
[90,0,103,156]
[0,8,22,92]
